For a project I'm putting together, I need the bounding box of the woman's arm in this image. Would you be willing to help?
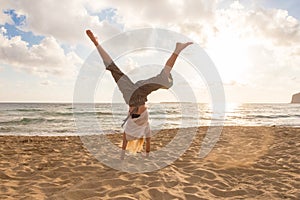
[145,137,151,157]
[120,132,127,160]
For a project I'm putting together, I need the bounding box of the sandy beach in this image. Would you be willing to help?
[0,126,299,199]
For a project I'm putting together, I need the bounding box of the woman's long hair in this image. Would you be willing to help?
[126,138,144,154]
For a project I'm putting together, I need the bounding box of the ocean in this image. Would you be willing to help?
[0,103,299,136]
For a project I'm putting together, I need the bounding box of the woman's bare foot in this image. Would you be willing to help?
[174,42,193,55]
[86,30,99,46]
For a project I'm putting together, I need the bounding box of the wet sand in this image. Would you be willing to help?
[0,126,299,199]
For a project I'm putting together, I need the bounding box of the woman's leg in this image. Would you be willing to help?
[164,42,193,75]
[86,30,135,104]
[134,42,193,97]
[86,30,112,67]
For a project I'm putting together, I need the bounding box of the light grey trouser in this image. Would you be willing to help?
[106,62,173,106]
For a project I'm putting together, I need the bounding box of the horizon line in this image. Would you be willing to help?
[0,101,292,104]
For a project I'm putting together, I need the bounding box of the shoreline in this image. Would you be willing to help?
[1,126,299,199]
[1,125,300,137]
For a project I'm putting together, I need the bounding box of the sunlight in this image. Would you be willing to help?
[225,102,241,113]
[205,30,250,84]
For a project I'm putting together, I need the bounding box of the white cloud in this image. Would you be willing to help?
[122,57,139,73]
[86,0,217,25]
[0,26,7,34]
[1,0,121,44]
[1,0,217,46]
[113,0,216,27]
[0,28,82,77]
[83,0,218,46]
[0,10,12,24]
[40,80,55,86]
[207,2,300,83]
[245,9,300,46]
[1,0,300,102]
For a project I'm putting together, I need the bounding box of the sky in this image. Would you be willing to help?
[0,0,299,103]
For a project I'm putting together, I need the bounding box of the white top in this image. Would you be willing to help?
[124,109,151,141]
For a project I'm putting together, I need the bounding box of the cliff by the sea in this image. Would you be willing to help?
[291,92,300,103]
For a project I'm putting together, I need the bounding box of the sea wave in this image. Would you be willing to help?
[12,108,44,112]
[0,103,299,136]
[247,114,300,119]
[0,117,71,125]
[39,111,121,117]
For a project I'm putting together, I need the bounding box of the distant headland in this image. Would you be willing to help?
[291,92,300,103]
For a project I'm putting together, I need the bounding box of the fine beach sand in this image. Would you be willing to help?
[0,126,299,199]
